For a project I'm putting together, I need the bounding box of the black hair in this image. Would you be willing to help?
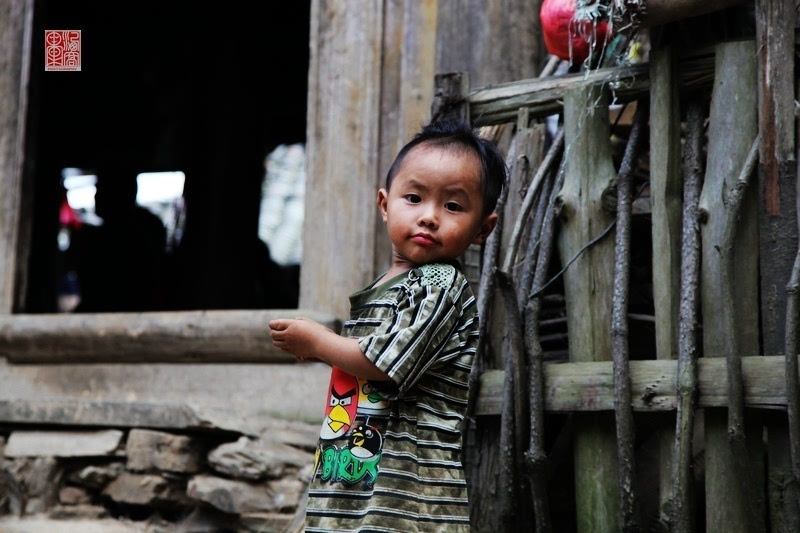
[385,119,507,216]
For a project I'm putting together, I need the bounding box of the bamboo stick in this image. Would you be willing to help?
[611,105,648,532]
[671,97,704,533]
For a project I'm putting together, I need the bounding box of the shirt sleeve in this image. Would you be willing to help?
[358,282,460,398]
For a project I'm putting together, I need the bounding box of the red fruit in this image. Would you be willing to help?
[541,0,610,64]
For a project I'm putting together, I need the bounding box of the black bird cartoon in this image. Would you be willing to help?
[348,424,383,459]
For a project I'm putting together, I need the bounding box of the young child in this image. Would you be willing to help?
[269,119,506,531]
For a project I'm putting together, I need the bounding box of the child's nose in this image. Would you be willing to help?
[417,205,438,227]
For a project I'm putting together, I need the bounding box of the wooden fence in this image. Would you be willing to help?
[435,29,800,533]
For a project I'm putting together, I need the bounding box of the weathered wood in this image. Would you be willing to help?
[720,135,761,441]
[435,0,542,90]
[467,51,715,126]
[374,0,438,279]
[649,40,683,528]
[476,356,800,415]
[611,105,648,532]
[523,161,564,533]
[698,40,764,533]
[0,310,339,364]
[501,127,564,274]
[671,97,705,533]
[431,72,470,123]
[300,0,384,318]
[0,0,33,313]
[496,271,529,529]
[785,246,800,510]
[558,86,619,533]
[641,0,746,27]
[0,398,221,431]
[756,0,800,528]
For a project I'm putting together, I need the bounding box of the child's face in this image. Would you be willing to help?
[377,145,497,268]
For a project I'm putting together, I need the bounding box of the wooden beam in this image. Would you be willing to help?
[0,0,33,313]
[756,0,800,526]
[559,85,619,533]
[476,356,800,415]
[300,0,384,318]
[0,310,339,364]
[699,40,764,533]
[467,50,715,125]
[649,39,683,525]
[0,398,231,433]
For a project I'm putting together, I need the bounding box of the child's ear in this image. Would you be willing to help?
[472,213,498,245]
[377,189,389,222]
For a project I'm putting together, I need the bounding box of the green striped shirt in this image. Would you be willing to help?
[305,262,477,532]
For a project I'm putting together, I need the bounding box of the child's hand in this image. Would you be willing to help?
[269,317,330,362]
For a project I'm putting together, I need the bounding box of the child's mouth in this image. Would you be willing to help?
[411,234,437,246]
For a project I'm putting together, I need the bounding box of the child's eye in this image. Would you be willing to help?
[404,194,421,203]
[445,202,463,212]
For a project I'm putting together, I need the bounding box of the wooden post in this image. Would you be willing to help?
[374,0,438,281]
[300,0,384,319]
[649,38,683,527]
[558,86,619,532]
[756,0,800,528]
[0,0,33,314]
[698,40,764,532]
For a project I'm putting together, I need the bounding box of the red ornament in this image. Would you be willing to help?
[541,0,610,64]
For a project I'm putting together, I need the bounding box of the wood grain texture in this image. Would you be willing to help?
[756,2,800,526]
[300,0,384,318]
[477,356,800,415]
[0,0,33,314]
[698,40,764,533]
[374,0,439,279]
[558,86,619,533]
[467,52,715,125]
[0,310,339,364]
[649,42,683,526]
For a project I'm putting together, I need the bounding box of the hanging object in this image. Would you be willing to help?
[540,0,610,64]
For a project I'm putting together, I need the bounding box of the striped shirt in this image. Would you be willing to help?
[305,262,477,532]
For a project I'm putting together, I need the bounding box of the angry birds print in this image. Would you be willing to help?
[349,424,383,459]
[320,367,359,440]
[356,378,390,416]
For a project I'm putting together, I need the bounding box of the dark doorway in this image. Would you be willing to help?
[24,0,310,313]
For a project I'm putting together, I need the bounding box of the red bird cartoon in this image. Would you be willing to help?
[541,0,610,64]
[320,367,360,440]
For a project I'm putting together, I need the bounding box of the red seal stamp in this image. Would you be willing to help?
[45,30,81,72]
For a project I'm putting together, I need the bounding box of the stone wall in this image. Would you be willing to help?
[0,420,320,531]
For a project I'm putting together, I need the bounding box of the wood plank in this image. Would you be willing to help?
[698,40,764,532]
[0,310,338,364]
[756,1,800,528]
[558,85,619,533]
[0,398,217,431]
[467,51,715,125]
[0,0,33,313]
[476,356,800,415]
[374,0,438,278]
[649,39,683,524]
[300,0,384,318]
[434,3,545,529]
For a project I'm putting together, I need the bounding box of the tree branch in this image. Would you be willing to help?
[671,97,705,532]
[785,227,800,501]
[720,134,760,442]
[497,270,530,529]
[611,103,648,533]
[502,129,565,273]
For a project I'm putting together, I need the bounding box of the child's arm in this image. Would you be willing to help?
[269,317,392,381]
